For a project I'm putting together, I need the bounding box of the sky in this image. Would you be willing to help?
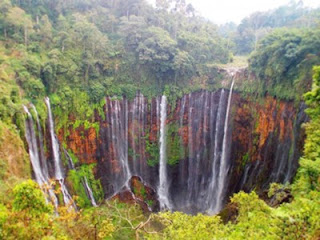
[146,0,320,25]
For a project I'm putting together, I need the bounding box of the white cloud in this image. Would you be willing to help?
[146,0,320,24]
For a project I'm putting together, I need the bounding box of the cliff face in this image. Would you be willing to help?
[58,90,307,213]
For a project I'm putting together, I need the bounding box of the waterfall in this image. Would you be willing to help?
[187,94,193,201]
[129,93,148,179]
[64,148,75,170]
[83,177,98,207]
[31,104,49,179]
[24,105,58,209]
[131,96,137,175]
[64,149,97,207]
[206,90,226,210]
[105,97,131,195]
[111,99,131,187]
[158,95,171,210]
[58,179,74,207]
[45,97,63,180]
[24,106,46,185]
[45,97,75,209]
[211,79,235,214]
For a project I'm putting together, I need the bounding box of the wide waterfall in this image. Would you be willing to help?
[171,89,232,214]
[100,87,300,214]
[29,85,305,215]
[158,95,172,210]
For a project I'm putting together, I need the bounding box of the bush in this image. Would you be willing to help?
[12,180,53,216]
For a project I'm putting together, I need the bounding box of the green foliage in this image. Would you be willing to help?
[242,152,249,167]
[0,1,320,239]
[68,163,103,208]
[142,66,320,240]
[12,180,53,216]
[1,180,154,239]
[268,183,291,199]
[222,1,320,55]
[294,66,320,194]
[0,0,232,129]
[248,29,320,100]
[166,123,184,166]
[146,211,227,240]
[0,204,8,237]
[145,134,159,167]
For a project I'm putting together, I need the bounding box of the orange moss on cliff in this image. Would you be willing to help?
[59,125,98,164]
[231,94,296,165]
[255,97,294,149]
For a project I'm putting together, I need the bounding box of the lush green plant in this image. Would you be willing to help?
[166,123,184,166]
[145,211,227,240]
[12,180,53,216]
[68,163,104,208]
[248,29,320,100]
[145,135,160,167]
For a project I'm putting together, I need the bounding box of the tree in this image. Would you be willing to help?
[12,180,53,216]
[6,7,33,46]
[0,0,12,39]
[137,26,177,87]
[173,50,194,84]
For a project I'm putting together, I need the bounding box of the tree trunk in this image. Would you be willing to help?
[4,27,7,39]
[254,31,258,51]
[85,65,89,85]
[174,71,178,85]
[24,26,28,46]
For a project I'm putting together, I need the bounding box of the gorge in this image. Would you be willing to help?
[1,0,320,238]
[23,74,307,215]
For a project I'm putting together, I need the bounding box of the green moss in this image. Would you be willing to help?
[145,134,159,167]
[167,123,184,166]
[67,163,104,208]
[133,185,147,200]
[242,152,250,167]
[67,150,79,165]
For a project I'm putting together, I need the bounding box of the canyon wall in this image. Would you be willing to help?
[56,89,307,214]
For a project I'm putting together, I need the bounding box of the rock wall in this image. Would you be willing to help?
[58,90,307,213]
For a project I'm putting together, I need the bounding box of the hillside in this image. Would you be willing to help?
[0,0,320,239]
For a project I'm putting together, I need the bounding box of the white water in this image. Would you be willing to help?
[64,148,75,170]
[45,97,63,180]
[24,105,58,210]
[158,95,172,210]
[64,148,97,207]
[24,106,46,185]
[84,177,98,207]
[206,90,225,209]
[111,99,131,188]
[58,179,75,209]
[211,79,235,214]
[45,97,74,209]
[31,104,49,179]
[187,94,193,199]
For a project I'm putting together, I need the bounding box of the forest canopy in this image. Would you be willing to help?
[0,0,320,239]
